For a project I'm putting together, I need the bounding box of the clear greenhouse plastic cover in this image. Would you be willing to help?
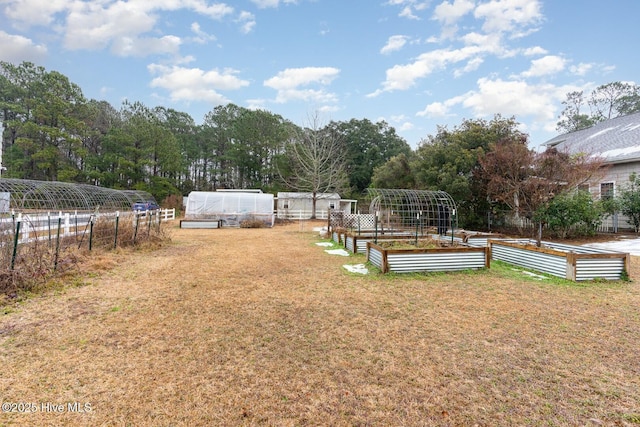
[185,191,275,227]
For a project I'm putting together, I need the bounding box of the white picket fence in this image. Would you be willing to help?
[1,208,175,245]
[276,209,330,220]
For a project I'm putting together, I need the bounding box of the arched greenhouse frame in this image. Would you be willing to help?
[367,188,458,235]
[0,178,156,213]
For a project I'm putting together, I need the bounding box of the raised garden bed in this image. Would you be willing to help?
[366,241,489,274]
[180,219,222,229]
[339,228,507,253]
[489,239,630,281]
[344,232,414,254]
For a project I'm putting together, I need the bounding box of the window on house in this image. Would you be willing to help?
[578,183,590,193]
[600,182,614,200]
[283,202,289,209]
[329,203,335,209]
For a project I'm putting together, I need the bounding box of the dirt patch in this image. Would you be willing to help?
[376,238,462,250]
[0,220,638,426]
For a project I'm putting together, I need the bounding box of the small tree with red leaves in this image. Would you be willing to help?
[477,138,606,245]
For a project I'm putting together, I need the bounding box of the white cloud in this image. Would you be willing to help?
[264,67,340,89]
[387,114,415,131]
[418,101,450,117]
[0,31,47,63]
[520,55,566,78]
[522,46,547,56]
[397,121,415,131]
[371,0,548,97]
[460,32,503,53]
[463,78,560,121]
[247,98,268,109]
[148,64,250,103]
[369,45,485,95]
[387,0,430,20]
[399,6,419,20]
[381,35,409,54]
[318,104,340,113]
[3,0,68,27]
[191,22,217,43]
[474,0,543,36]
[417,94,467,117]
[570,62,593,76]
[250,0,298,8]
[432,0,475,26]
[5,0,234,59]
[425,78,587,134]
[112,35,183,57]
[237,11,256,34]
[264,67,340,104]
[64,1,157,51]
[453,57,484,77]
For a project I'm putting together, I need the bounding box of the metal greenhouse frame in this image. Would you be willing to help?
[367,188,458,236]
[0,178,156,212]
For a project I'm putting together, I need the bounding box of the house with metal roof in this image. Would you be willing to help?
[543,111,640,230]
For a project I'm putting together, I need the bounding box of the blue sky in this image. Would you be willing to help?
[1,0,638,149]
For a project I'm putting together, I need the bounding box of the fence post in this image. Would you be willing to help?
[114,211,120,249]
[133,212,140,244]
[21,214,29,243]
[374,211,379,244]
[11,217,21,270]
[64,212,70,237]
[48,211,52,247]
[54,215,62,271]
[89,219,94,251]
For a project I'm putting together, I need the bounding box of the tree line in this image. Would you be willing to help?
[0,61,410,205]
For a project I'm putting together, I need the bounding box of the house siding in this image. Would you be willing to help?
[543,113,640,232]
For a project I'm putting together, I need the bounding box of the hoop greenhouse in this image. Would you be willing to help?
[367,188,458,234]
[0,178,156,213]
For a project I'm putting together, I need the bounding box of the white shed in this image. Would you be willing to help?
[185,191,275,227]
[276,192,355,219]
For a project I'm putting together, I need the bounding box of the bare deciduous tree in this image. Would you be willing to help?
[278,114,348,219]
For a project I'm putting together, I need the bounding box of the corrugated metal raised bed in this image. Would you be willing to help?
[344,232,414,254]
[366,241,489,274]
[427,231,506,247]
[489,239,630,281]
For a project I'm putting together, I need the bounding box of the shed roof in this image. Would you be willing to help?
[277,192,341,199]
[543,112,640,164]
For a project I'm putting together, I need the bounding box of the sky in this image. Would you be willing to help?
[1,0,638,150]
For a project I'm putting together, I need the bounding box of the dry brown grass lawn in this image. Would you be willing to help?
[0,220,639,426]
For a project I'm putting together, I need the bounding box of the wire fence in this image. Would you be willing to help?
[1,209,176,296]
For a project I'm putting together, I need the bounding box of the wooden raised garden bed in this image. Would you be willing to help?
[366,241,489,274]
[489,239,630,281]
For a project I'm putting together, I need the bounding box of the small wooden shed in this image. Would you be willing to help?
[276,192,355,219]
